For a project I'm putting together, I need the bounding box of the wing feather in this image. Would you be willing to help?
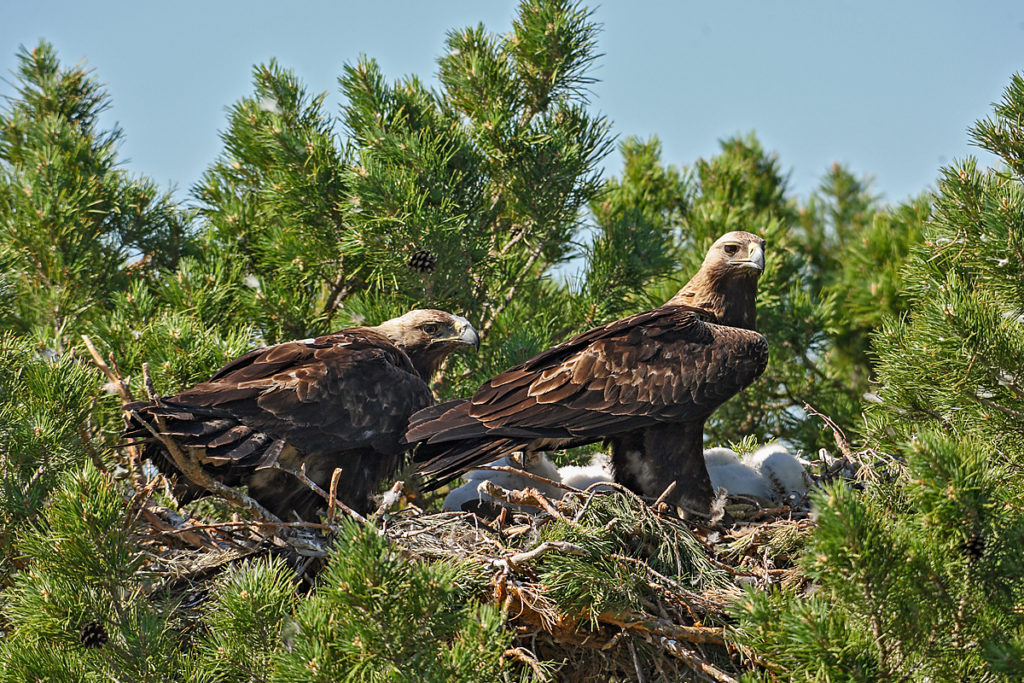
[134,329,434,470]
[413,304,769,481]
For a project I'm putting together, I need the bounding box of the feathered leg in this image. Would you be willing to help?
[610,420,713,513]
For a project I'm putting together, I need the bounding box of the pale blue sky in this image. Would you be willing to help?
[3,1,1022,204]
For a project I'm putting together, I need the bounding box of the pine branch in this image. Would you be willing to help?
[480,239,546,335]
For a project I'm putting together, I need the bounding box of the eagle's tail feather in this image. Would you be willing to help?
[405,399,475,443]
[415,438,524,490]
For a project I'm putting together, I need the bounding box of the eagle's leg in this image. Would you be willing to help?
[610,421,714,513]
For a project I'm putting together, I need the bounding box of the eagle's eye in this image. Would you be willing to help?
[723,244,740,256]
[422,323,440,335]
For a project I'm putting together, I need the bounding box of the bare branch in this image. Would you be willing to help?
[598,610,728,647]
[268,461,367,524]
[468,463,577,492]
[478,481,573,524]
[804,402,854,457]
[502,647,549,682]
[501,540,586,568]
[371,480,405,523]
[81,335,134,405]
[327,467,343,524]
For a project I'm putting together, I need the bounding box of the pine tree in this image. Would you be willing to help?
[0,42,189,348]
[0,465,193,681]
[736,73,1024,681]
[581,136,690,322]
[192,0,613,395]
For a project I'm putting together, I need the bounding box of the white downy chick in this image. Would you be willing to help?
[703,447,740,468]
[742,443,809,500]
[558,452,615,493]
[442,452,562,512]
[705,456,775,500]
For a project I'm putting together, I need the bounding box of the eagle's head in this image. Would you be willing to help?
[667,231,767,330]
[702,231,766,280]
[373,309,480,379]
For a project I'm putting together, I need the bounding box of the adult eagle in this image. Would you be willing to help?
[407,232,768,513]
[126,310,479,520]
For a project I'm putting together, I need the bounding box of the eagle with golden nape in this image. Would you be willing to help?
[408,231,768,515]
[125,309,479,520]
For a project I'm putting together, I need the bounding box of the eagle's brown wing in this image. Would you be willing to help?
[410,305,768,486]
[128,329,435,486]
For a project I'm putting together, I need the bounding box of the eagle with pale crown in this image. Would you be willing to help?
[126,309,479,519]
[408,232,768,513]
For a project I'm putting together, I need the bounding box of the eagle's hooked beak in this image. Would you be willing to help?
[734,243,765,273]
[451,317,481,350]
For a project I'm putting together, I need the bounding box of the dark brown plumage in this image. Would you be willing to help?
[408,232,768,513]
[126,309,479,520]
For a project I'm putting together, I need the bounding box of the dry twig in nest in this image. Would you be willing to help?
[479,481,574,524]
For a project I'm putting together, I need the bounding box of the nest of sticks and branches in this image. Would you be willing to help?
[86,339,874,682]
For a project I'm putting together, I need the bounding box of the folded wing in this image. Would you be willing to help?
[410,305,768,486]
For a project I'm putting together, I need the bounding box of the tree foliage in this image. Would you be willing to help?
[0,43,190,345]
[736,73,1024,681]
[10,1,1023,680]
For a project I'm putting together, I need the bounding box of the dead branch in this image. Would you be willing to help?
[327,467,343,524]
[627,637,647,683]
[267,461,367,524]
[501,541,586,569]
[469,464,578,492]
[371,480,405,523]
[803,402,854,457]
[161,520,333,534]
[503,646,550,682]
[78,423,109,475]
[82,335,149,486]
[653,481,677,508]
[80,335,131,403]
[648,635,739,683]
[142,362,158,401]
[479,481,573,524]
[139,506,219,550]
[598,610,727,647]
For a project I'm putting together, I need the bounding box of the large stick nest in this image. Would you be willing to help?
[125,442,870,682]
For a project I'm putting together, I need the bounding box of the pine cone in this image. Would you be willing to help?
[961,532,985,561]
[81,620,109,649]
[408,249,436,273]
